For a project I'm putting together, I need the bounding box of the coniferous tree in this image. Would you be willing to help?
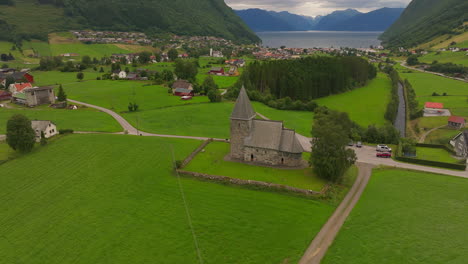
[57,84,67,102]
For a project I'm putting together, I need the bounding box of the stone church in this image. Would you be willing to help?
[230,87,304,167]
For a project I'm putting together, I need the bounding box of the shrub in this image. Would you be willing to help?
[59,129,74,134]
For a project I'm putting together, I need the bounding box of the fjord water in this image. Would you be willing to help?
[257,31,382,48]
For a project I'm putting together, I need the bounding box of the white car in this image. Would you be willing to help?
[376,144,392,152]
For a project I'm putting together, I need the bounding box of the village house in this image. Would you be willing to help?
[172,80,193,92]
[209,67,225,76]
[450,131,468,158]
[112,70,127,79]
[448,116,466,129]
[230,87,304,167]
[31,120,58,142]
[12,86,55,107]
[8,82,33,94]
[0,90,11,101]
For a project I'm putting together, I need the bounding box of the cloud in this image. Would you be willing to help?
[225,0,410,16]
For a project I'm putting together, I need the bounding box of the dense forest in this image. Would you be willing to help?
[0,0,259,43]
[237,56,376,101]
[380,0,468,48]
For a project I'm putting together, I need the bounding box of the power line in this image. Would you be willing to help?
[171,145,203,264]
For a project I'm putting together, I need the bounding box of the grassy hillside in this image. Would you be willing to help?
[0,0,259,43]
[381,0,468,48]
[0,134,334,263]
[323,169,468,264]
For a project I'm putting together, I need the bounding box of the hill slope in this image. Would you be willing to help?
[380,0,468,48]
[327,8,404,31]
[0,0,259,43]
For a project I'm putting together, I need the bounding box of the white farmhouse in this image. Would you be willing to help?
[31,121,58,142]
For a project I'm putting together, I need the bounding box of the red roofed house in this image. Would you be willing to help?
[208,67,225,76]
[9,83,33,94]
[424,102,445,115]
[425,102,444,109]
[448,116,466,129]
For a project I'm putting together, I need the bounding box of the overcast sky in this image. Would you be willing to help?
[225,0,411,17]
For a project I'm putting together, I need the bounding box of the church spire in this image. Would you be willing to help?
[231,86,256,120]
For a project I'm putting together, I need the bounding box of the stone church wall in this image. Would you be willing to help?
[243,146,302,167]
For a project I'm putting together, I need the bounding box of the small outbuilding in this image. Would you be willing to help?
[31,120,58,142]
[173,88,194,97]
[172,80,193,93]
[448,116,466,129]
[208,67,225,76]
[0,90,11,101]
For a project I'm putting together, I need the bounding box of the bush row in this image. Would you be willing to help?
[394,156,466,171]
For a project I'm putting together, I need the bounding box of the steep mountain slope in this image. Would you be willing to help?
[314,9,361,31]
[0,0,259,43]
[381,0,468,48]
[327,8,404,31]
[235,9,319,32]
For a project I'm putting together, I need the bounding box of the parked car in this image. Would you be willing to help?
[376,152,392,158]
[348,141,354,146]
[356,141,362,148]
[377,144,392,152]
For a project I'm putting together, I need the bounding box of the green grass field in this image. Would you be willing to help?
[315,73,392,127]
[323,169,468,264]
[417,116,449,129]
[49,43,133,58]
[399,69,468,98]
[253,102,314,136]
[124,102,232,138]
[184,141,326,190]
[0,108,121,133]
[419,51,468,66]
[64,80,210,112]
[0,142,16,161]
[416,147,459,163]
[33,71,103,86]
[425,128,461,144]
[0,134,334,263]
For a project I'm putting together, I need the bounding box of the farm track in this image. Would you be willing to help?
[418,125,446,143]
[400,62,468,83]
[299,162,374,264]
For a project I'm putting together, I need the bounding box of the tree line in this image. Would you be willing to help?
[237,56,377,101]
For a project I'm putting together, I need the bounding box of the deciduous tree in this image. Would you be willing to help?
[6,114,36,153]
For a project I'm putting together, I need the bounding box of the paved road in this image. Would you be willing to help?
[354,145,467,178]
[400,62,468,83]
[299,163,374,264]
[68,99,220,141]
[0,135,5,141]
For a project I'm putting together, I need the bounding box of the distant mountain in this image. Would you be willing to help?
[381,0,468,48]
[326,8,404,31]
[235,9,294,32]
[314,9,362,30]
[0,0,259,43]
[272,12,320,31]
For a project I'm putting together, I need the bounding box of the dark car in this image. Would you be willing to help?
[376,152,392,158]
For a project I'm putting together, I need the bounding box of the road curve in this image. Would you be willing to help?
[68,99,220,141]
[299,163,374,264]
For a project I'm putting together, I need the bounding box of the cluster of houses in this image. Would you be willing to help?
[424,102,466,129]
[0,70,55,107]
[73,31,151,45]
[111,69,153,81]
[156,35,235,50]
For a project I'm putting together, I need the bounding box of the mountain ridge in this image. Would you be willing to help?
[0,0,260,43]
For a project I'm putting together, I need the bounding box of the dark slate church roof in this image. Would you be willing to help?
[231,86,303,154]
[231,86,256,120]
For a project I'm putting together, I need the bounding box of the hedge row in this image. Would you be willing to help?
[416,143,456,155]
[395,156,466,171]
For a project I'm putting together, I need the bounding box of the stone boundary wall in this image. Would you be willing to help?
[177,170,325,196]
[180,139,213,168]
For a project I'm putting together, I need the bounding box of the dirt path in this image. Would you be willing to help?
[299,163,374,264]
[418,125,446,143]
[400,62,468,83]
